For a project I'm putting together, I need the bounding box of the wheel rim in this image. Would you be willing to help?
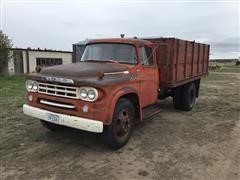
[114,108,131,138]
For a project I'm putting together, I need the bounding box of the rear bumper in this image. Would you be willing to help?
[23,104,103,133]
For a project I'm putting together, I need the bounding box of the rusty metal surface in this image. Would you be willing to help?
[145,38,210,89]
[28,62,132,87]
[27,78,141,125]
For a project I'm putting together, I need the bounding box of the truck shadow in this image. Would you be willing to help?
[38,98,176,150]
[42,127,107,149]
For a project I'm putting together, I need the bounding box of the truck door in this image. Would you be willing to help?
[138,45,159,107]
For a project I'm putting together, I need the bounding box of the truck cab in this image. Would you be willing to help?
[23,37,209,149]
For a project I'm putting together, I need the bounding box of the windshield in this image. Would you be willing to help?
[81,43,137,64]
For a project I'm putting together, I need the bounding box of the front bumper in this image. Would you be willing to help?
[23,104,103,133]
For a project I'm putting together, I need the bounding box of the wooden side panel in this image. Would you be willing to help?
[145,37,209,89]
[149,38,175,89]
[171,39,178,83]
[204,45,210,73]
[198,44,204,75]
[156,44,169,87]
[192,43,199,76]
[176,40,185,81]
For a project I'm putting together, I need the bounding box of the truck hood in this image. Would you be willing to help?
[40,62,128,77]
[29,62,132,87]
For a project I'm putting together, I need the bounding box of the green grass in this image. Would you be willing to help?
[0,75,26,118]
[215,67,240,73]
[0,75,32,157]
[0,75,26,97]
[202,73,235,81]
[223,64,239,67]
[209,64,240,73]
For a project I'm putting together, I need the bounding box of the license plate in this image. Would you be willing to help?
[47,113,60,124]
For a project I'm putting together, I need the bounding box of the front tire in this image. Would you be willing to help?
[105,98,135,150]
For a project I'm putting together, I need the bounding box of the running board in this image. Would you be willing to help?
[142,103,162,120]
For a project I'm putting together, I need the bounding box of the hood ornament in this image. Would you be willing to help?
[97,70,129,81]
[97,71,105,80]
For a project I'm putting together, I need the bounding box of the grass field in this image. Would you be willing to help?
[0,70,240,179]
[210,63,240,73]
[215,66,240,73]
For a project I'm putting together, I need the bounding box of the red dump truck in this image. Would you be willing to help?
[23,37,209,149]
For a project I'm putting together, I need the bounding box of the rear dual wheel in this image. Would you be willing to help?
[173,83,196,111]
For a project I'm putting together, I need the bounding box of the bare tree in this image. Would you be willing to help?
[0,31,13,73]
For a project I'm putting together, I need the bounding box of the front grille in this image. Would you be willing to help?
[38,82,79,99]
[40,99,76,109]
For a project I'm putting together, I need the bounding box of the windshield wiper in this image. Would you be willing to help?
[83,60,99,62]
[83,59,120,64]
[101,59,120,64]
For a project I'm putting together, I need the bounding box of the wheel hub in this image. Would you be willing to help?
[115,109,131,138]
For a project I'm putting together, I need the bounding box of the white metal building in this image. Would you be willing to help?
[7,48,72,75]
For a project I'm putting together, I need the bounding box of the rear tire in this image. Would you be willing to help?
[173,87,182,110]
[181,83,196,111]
[40,120,64,131]
[173,83,196,111]
[105,98,135,150]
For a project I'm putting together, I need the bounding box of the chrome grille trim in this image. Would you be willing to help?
[40,99,75,109]
[38,82,79,99]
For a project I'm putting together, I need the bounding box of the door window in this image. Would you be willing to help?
[140,46,153,66]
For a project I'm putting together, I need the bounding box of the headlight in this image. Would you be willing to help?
[26,80,33,91]
[88,89,96,100]
[79,87,98,102]
[26,80,38,92]
[80,88,88,98]
[32,82,38,91]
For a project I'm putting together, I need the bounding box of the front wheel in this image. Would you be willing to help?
[105,98,135,150]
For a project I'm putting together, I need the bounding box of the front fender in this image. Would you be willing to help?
[105,86,141,125]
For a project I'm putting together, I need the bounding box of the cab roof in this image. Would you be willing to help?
[87,38,152,46]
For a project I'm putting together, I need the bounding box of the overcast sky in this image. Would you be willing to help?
[1,0,239,59]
